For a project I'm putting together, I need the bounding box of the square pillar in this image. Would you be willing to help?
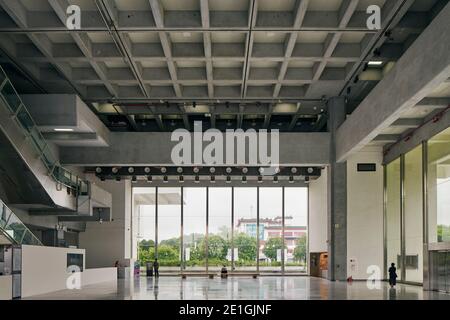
[327,97,347,281]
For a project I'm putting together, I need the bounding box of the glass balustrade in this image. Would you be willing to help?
[0,200,42,246]
[0,66,87,193]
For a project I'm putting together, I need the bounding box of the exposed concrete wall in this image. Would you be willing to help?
[79,179,132,268]
[346,148,384,280]
[308,169,328,253]
[60,132,331,166]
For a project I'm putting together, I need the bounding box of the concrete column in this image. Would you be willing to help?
[327,97,347,281]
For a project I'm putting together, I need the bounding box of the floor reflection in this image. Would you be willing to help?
[26,276,450,300]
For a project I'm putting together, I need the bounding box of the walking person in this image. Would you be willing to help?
[388,263,398,288]
[153,258,160,277]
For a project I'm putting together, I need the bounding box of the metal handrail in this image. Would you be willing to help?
[0,199,42,246]
[0,66,88,194]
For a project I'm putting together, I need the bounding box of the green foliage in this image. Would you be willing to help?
[293,235,307,262]
[159,237,180,248]
[139,246,155,264]
[139,239,155,248]
[234,233,257,262]
[262,237,285,260]
[157,244,179,260]
[437,224,450,242]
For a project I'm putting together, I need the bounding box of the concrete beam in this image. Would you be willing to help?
[21,94,111,146]
[384,107,450,164]
[336,3,450,162]
[391,118,423,128]
[373,134,401,143]
[415,97,450,109]
[59,132,331,166]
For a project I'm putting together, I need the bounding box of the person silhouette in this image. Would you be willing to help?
[153,259,160,277]
[388,263,397,288]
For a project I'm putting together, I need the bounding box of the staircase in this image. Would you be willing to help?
[0,198,42,245]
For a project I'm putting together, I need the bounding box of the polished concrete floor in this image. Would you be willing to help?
[26,276,450,300]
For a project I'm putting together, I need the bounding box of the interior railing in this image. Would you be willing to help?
[0,199,42,246]
[0,66,88,195]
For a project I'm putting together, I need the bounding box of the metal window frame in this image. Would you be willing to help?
[134,185,309,275]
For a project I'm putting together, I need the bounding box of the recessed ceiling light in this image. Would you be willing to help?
[54,128,74,132]
[368,61,383,66]
[266,32,275,37]
[182,32,192,37]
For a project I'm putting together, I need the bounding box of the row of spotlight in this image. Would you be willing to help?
[96,166,315,175]
[109,174,309,184]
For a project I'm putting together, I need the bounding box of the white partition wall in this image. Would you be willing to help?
[21,245,85,298]
[346,148,384,280]
[308,170,328,254]
[21,245,117,298]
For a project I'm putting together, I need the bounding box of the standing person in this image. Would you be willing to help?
[388,263,397,288]
[153,259,160,277]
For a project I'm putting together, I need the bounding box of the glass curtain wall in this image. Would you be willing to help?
[428,127,450,244]
[233,188,258,272]
[384,126,450,288]
[134,188,156,268]
[259,188,283,272]
[427,127,450,292]
[134,186,309,274]
[284,188,308,272]
[404,146,423,283]
[386,159,402,281]
[157,187,182,271]
[208,188,232,271]
[183,187,207,271]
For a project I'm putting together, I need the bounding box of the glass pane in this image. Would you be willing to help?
[1,81,21,112]
[0,69,5,84]
[21,230,33,245]
[16,109,35,131]
[233,188,257,272]
[158,187,181,272]
[386,158,402,280]
[1,202,11,228]
[41,146,57,170]
[29,127,47,153]
[447,252,450,293]
[4,212,26,243]
[404,145,423,283]
[438,251,446,292]
[428,127,450,243]
[259,187,283,273]
[208,188,232,271]
[284,187,308,273]
[134,188,156,270]
[183,187,207,271]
